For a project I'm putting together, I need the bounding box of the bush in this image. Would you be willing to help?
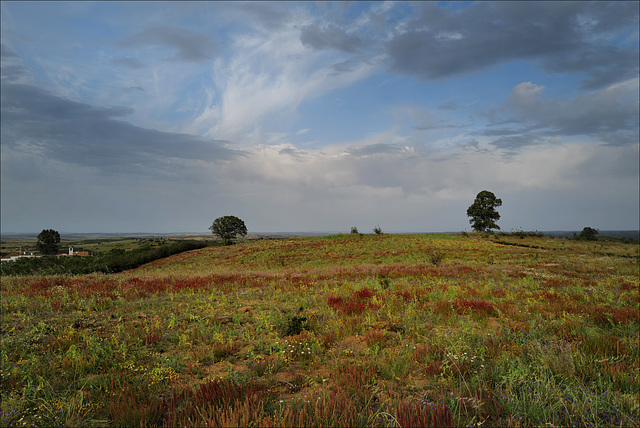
[427,248,445,266]
[282,316,309,337]
[497,229,544,238]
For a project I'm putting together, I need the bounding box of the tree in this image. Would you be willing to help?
[466,190,502,232]
[37,229,61,255]
[209,216,247,245]
[579,227,599,241]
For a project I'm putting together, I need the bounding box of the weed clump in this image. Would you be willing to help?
[426,247,445,265]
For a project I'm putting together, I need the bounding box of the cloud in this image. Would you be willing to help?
[111,57,146,69]
[222,132,637,220]
[191,18,382,141]
[386,2,639,88]
[479,79,639,151]
[230,2,296,31]
[119,26,219,62]
[0,82,244,178]
[545,45,640,90]
[300,24,367,53]
[345,143,406,157]
[438,102,459,111]
[0,43,31,83]
[1,43,18,58]
[2,2,637,233]
[413,122,469,131]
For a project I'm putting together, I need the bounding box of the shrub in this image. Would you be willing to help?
[427,248,445,266]
[378,274,391,289]
[282,316,309,336]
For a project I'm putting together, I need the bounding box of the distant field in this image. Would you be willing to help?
[1,233,638,427]
[1,233,265,256]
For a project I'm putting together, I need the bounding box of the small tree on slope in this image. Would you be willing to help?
[209,216,247,245]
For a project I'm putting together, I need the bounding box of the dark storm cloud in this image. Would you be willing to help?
[300,24,367,53]
[119,26,219,62]
[0,82,244,176]
[386,2,639,88]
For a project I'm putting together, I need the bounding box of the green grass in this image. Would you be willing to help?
[1,233,638,427]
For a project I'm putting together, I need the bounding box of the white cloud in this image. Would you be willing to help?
[507,82,546,111]
[188,15,382,142]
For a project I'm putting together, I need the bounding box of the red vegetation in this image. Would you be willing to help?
[453,299,497,316]
[354,287,375,299]
[335,364,378,392]
[327,296,344,309]
[507,271,527,278]
[589,305,639,326]
[395,290,413,302]
[365,329,389,348]
[327,287,380,314]
[395,400,454,428]
[620,282,637,291]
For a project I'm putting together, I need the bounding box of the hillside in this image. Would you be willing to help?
[1,233,638,427]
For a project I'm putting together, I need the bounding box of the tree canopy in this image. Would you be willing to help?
[578,227,599,241]
[466,190,502,232]
[209,216,247,245]
[36,229,61,255]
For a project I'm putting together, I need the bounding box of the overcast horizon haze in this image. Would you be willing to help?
[2,1,639,235]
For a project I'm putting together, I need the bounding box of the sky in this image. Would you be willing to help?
[1,1,638,234]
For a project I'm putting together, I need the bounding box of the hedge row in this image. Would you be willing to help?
[0,240,211,276]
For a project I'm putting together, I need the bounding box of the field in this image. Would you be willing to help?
[1,233,638,427]
[1,235,214,257]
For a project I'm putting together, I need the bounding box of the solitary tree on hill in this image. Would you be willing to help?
[578,227,599,241]
[37,229,61,255]
[467,190,502,232]
[209,216,247,245]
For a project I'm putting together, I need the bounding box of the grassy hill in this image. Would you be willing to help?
[1,233,638,427]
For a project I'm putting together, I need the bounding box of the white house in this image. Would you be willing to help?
[0,251,37,263]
